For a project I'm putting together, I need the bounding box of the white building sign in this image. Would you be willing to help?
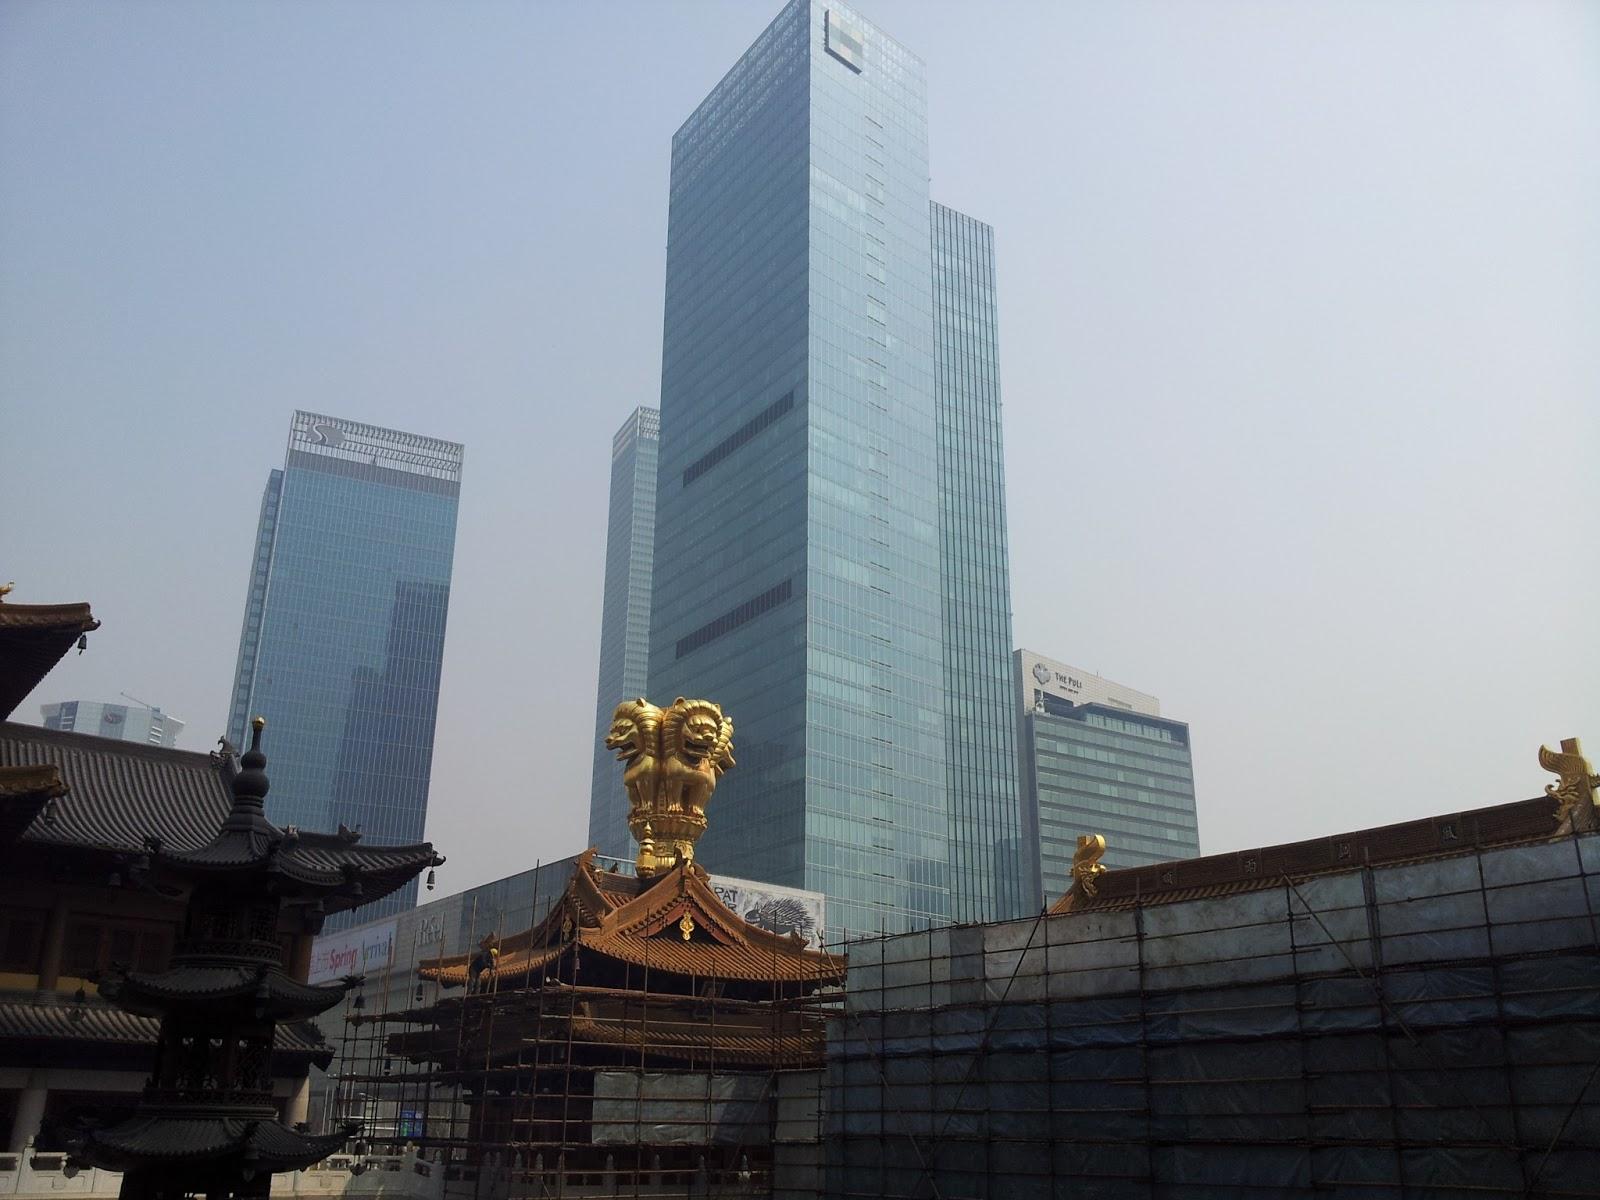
[1014,649,1161,717]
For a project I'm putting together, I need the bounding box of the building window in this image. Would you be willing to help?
[825,9,865,72]
[0,909,45,972]
[37,1092,140,1152]
[681,391,794,487]
[62,916,172,977]
[675,578,795,659]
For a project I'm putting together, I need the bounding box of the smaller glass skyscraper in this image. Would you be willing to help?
[1014,650,1200,908]
[587,407,659,860]
[228,411,462,928]
[40,700,183,747]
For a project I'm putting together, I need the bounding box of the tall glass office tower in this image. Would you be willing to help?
[227,411,462,927]
[587,407,660,860]
[649,0,1020,936]
[932,203,1023,923]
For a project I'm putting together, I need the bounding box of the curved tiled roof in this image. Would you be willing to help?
[154,823,443,913]
[103,964,348,1021]
[0,762,65,846]
[0,599,99,720]
[147,730,444,914]
[74,1114,348,1172]
[0,999,332,1064]
[425,944,563,989]
[421,852,844,989]
[384,988,826,1071]
[0,724,441,915]
[567,1016,821,1068]
[0,723,230,853]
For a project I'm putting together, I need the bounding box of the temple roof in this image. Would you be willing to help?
[567,994,823,1067]
[385,988,825,1071]
[102,964,350,1021]
[157,821,445,908]
[72,1115,349,1174]
[0,1000,333,1068]
[0,720,441,915]
[0,595,99,720]
[0,760,66,848]
[147,720,443,915]
[1052,792,1566,915]
[0,722,230,854]
[421,851,844,989]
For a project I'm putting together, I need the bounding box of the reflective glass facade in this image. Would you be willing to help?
[588,407,659,860]
[650,0,1019,937]
[227,411,462,928]
[932,203,1023,923]
[1022,693,1201,906]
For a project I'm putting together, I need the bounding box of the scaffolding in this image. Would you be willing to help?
[331,856,842,1200]
[822,831,1600,1198]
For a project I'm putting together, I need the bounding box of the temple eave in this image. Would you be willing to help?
[103,965,350,1021]
[74,1116,350,1174]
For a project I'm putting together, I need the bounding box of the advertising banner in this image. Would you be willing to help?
[307,919,397,984]
[708,875,826,950]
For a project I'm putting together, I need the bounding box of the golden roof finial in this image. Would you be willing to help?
[604,696,734,877]
[0,583,12,602]
[1072,833,1108,897]
[1539,737,1599,832]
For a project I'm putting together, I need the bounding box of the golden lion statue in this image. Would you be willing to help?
[605,696,734,874]
[605,698,663,842]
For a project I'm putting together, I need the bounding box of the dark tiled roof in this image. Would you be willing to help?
[104,966,348,1021]
[75,1115,348,1171]
[0,725,437,914]
[0,723,230,854]
[0,600,99,720]
[0,999,331,1063]
[160,826,443,908]
[0,762,66,846]
[154,821,442,916]
[1053,794,1562,914]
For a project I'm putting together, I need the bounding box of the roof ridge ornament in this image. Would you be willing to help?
[224,715,272,820]
[604,696,735,877]
[1071,833,1107,898]
[1539,736,1599,834]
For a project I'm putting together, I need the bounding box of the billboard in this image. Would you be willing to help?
[708,875,826,950]
[307,919,397,984]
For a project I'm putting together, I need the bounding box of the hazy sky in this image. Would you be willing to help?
[3,0,1596,899]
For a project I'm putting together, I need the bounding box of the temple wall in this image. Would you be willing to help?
[816,832,1600,1199]
[0,1149,444,1200]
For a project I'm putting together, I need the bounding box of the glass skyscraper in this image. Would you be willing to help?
[932,202,1023,923]
[649,0,1020,937]
[587,406,660,861]
[227,411,462,927]
[1013,651,1201,908]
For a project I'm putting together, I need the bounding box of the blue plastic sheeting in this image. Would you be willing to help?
[817,835,1600,1199]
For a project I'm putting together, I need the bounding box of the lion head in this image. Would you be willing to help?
[605,698,661,763]
[667,697,735,771]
